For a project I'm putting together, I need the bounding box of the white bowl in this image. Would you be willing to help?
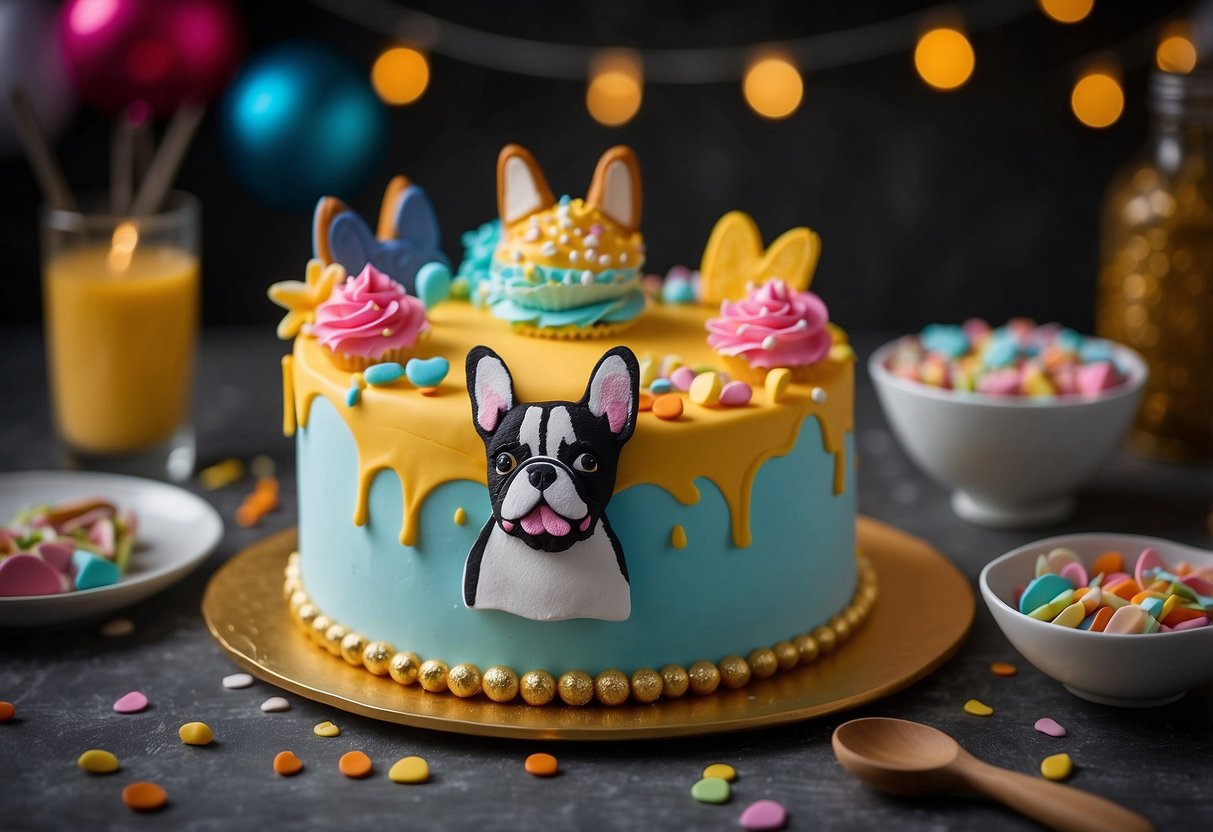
[869,337,1147,528]
[980,533,1213,707]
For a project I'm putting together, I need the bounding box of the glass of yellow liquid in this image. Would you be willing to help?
[41,193,200,481]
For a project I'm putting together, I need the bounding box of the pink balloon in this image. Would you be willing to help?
[59,0,243,116]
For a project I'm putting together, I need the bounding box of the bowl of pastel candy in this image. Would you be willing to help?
[981,533,1213,707]
[869,319,1147,528]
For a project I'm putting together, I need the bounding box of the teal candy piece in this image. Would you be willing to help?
[1142,614,1161,634]
[1078,613,1096,630]
[661,278,696,305]
[416,261,452,309]
[691,777,731,804]
[405,357,450,388]
[982,335,1019,369]
[1080,339,1113,363]
[489,288,646,330]
[72,549,119,590]
[1139,596,1165,619]
[650,378,673,394]
[921,324,970,359]
[364,363,406,386]
[345,386,361,407]
[1019,573,1073,615]
[1055,328,1084,354]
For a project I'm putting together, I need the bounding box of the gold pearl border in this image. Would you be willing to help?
[283,550,878,706]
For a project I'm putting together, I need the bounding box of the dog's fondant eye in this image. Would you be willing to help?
[494,452,517,474]
[574,453,598,473]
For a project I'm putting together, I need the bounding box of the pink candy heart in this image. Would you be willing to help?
[112,691,149,714]
[739,799,788,831]
[1034,717,1067,737]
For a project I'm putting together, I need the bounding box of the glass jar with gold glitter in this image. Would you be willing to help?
[1098,69,1212,462]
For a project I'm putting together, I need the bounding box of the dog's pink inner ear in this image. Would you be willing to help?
[477,390,505,432]
[597,374,631,434]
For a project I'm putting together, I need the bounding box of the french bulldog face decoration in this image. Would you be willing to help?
[463,345,640,622]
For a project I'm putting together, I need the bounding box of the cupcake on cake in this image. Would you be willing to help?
[312,263,429,371]
[482,144,647,337]
[707,278,832,383]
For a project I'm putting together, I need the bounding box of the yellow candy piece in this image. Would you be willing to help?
[639,354,659,388]
[1027,590,1075,621]
[829,343,856,363]
[702,763,737,782]
[453,507,467,526]
[77,749,119,774]
[963,699,994,717]
[1023,369,1055,397]
[313,721,340,738]
[765,368,791,403]
[1051,601,1086,628]
[671,525,687,550]
[388,755,430,784]
[1041,753,1073,781]
[689,372,722,406]
[178,722,213,746]
[700,211,821,302]
[1160,594,1181,621]
[199,458,244,490]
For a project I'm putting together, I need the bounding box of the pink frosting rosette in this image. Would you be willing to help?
[313,264,428,370]
[706,279,831,380]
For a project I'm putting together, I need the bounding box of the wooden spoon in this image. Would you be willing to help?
[832,717,1153,832]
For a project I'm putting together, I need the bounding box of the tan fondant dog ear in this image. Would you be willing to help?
[700,211,822,302]
[586,146,642,232]
[759,227,821,293]
[377,175,412,241]
[312,195,350,264]
[497,144,555,225]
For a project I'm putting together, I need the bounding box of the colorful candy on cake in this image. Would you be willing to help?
[0,498,136,596]
[272,146,869,707]
[885,318,1128,398]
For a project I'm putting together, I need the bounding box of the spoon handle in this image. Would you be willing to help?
[958,759,1153,832]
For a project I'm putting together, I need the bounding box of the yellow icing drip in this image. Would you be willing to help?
[290,302,852,549]
[500,198,645,272]
[281,355,296,437]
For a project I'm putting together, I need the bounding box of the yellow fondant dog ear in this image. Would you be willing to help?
[759,227,821,293]
[700,211,822,302]
[376,175,412,241]
[586,146,642,233]
[497,144,555,226]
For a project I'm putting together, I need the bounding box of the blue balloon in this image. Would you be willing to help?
[220,42,387,209]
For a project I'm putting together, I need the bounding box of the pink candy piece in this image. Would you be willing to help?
[1105,604,1149,634]
[1181,574,1213,596]
[1034,717,1067,737]
[739,799,788,831]
[1173,617,1208,631]
[113,691,149,714]
[976,368,1020,396]
[1059,561,1088,589]
[0,553,63,596]
[719,381,752,407]
[1134,548,1169,591]
[962,317,991,342]
[1076,361,1120,396]
[33,541,75,573]
[670,366,697,392]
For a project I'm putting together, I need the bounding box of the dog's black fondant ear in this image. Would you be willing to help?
[581,346,640,444]
[466,346,515,440]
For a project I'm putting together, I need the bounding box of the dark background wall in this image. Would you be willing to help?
[0,0,1191,330]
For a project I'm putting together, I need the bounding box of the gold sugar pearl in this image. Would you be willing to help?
[288,590,309,614]
[773,641,800,671]
[747,648,778,679]
[660,664,690,699]
[309,614,332,646]
[388,651,422,685]
[482,666,520,703]
[794,632,820,663]
[844,606,862,629]
[295,603,318,630]
[520,670,557,706]
[718,655,752,689]
[812,625,838,655]
[830,615,852,644]
[630,668,663,704]
[557,670,594,706]
[284,561,300,579]
[688,660,721,695]
[282,576,302,599]
[362,641,395,676]
[418,659,450,693]
[287,551,300,567]
[594,669,631,706]
[447,663,482,698]
[323,623,349,656]
[340,633,369,666]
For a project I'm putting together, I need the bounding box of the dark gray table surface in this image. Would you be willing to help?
[1,327,1210,832]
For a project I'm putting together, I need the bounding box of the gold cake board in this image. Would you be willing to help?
[202,517,973,741]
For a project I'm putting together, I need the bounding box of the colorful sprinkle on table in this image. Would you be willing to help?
[0,701,13,722]
[702,763,737,782]
[691,776,731,804]
[963,699,993,717]
[112,691,148,714]
[260,697,290,713]
[1034,718,1067,738]
[100,617,134,637]
[652,394,684,421]
[524,753,559,777]
[313,721,340,737]
[77,749,119,774]
[178,722,214,746]
[739,799,788,830]
[990,662,1017,677]
[388,756,430,784]
[222,673,254,690]
[453,507,467,525]
[121,781,168,812]
[339,750,373,779]
[1040,752,1073,781]
[273,751,303,776]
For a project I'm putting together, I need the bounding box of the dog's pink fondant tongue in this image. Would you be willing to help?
[519,505,571,536]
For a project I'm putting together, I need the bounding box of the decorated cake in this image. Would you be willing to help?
[270,145,873,707]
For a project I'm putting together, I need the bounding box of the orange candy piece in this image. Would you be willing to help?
[990,662,1017,677]
[524,752,559,777]
[637,392,654,412]
[1130,590,1166,606]
[1163,605,1208,627]
[651,394,684,421]
[1106,579,1142,601]
[0,701,14,722]
[273,750,303,776]
[237,476,280,527]
[1089,606,1115,633]
[122,781,167,812]
[1090,551,1123,577]
[339,750,373,779]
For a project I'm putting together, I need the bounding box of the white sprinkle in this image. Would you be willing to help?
[557,204,570,217]
[573,227,583,236]
[757,307,768,317]
[737,324,749,335]
[260,696,290,713]
[598,254,611,267]
[523,227,540,243]
[762,335,778,350]
[796,319,809,330]
[540,241,558,257]
[619,252,628,264]
[529,215,540,226]
[559,234,569,245]
[811,387,829,404]
[372,303,380,311]
[569,251,579,263]
[100,617,134,638]
[581,270,594,284]
[223,673,254,690]
[584,233,601,248]
[559,217,573,229]
[511,250,523,263]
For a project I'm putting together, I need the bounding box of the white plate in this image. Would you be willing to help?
[0,471,223,627]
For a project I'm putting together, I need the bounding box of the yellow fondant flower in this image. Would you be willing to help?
[268,259,345,340]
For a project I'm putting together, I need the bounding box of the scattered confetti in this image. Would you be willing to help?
[691,776,731,804]
[121,781,168,812]
[0,701,13,722]
[1040,752,1073,781]
[339,750,373,779]
[524,753,559,777]
[100,617,134,637]
[1034,717,1067,738]
[178,722,213,746]
[260,697,290,713]
[388,755,430,784]
[703,763,737,782]
[77,749,119,774]
[222,673,254,690]
[313,721,340,737]
[112,691,148,714]
[963,699,993,717]
[740,799,788,830]
[990,662,1017,677]
[273,751,303,776]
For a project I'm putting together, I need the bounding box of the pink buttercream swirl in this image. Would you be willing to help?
[706,279,831,369]
[312,264,428,359]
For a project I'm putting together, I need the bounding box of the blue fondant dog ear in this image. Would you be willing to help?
[391,186,441,249]
[328,210,377,276]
